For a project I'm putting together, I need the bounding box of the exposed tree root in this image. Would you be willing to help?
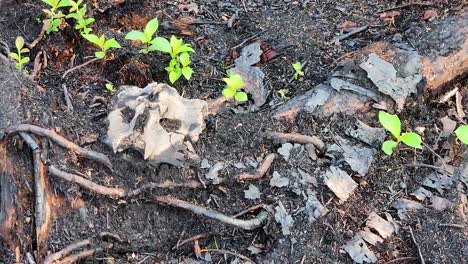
[8,124,112,170]
[43,239,91,264]
[26,23,47,49]
[49,166,203,198]
[154,196,268,230]
[262,131,325,151]
[236,153,276,181]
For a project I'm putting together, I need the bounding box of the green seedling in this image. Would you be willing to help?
[82,34,121,59]
[9,36,30,73]
[125,17,164,54]
[153,35,194,83]
[277,89,289,100]
[222,71,247,103]
[378,111,422,155]
[105,82,115,93]
[41,0,71,34]
[66,0,94,35]
[292,62,304,80]
[454,125,468,145]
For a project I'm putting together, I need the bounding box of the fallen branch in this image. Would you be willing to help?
[8,124,112,169]
[154,196,268,230]
[58,248,104,264]
[333,25,369,45]
[438,223,465,229]
[27,23,47,49]
[262,131,325,151]
[49,166,126,198]
[62,57,100,79]
[236,154,275,181]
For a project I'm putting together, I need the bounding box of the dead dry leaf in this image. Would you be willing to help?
[324,166,358,203]
[274,201,294,235]
[244,184,261,200]
[440,116,457,137]
[343,235,377,263]
[423,9,437,21]
[365,212,396,239]
[337,20,357,31]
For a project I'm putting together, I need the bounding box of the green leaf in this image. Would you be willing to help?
[42,0,55,7]
[170,35,183,54]
[15,36,24,50]
[169,69,182,84]
[178,44,194,53]
[292,62,301,71]
[234,91,248,103]
[400,132,422,149]
[454,125,468,145]
[20,57,30,64]
[181,67,193,80]
[179,52,190,67]
[144,18,159,41]
[378,111,401,139]
[222,88,236,99]
[57,0,71,8]
[148,37,171,53]
[9,53,19,61]
[98,35,105,48]
[230,74,244,90]
[125,31,145,42]
[95,51,105,59]
[104,39,121,50]
[138,48,149,54]
[85,17,95,25]
[20,48,29,53]
[66,13,79,19]
[382,140,398,155]
[82,33,100,45]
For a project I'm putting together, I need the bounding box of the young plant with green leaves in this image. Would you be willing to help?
[9,36,30,73]
[82,34,121,59]
[151,35,194,83]
[41,0,71,34]
[222,72,247,103]
[454,125,468,145]
[277,88,289,100]
[66,0,94,35]
[105,82,115,93]
[378,111,422,155]
[125,17,164,54]
[292,62,304,80]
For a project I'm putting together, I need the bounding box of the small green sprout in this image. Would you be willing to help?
[41,0,71,34]
[222,71,247,103]
[292,62,304,80]
[454,125,468,145]
[82,34,121,59]
[105,82,115,93]
[154,36,194,83]
[125,17,163,54]
[9,36,30,73]
[378,111,422,155]
[66,0,94,35]
[277,89,289,100]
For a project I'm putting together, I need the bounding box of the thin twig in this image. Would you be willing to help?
[230,30,266,50]
[236,154,275,181]
[438,223,465,229]
[173,233,208,249]
[43,239,91,264]
[27,23,47,49]
[333,25,369,45]
[408,226,425,264]
[8,124,112,169]
[201,249,256,264]
[231,204,264,218]
[402,163,452,174]
[262,131,325,151]
[62,57,100,79]
[422,141,447,170]
[154,196,268,230]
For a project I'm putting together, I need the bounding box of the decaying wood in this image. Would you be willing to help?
[154,196,268,230]
[236,153,276,181]
[263,131,325,151]
[20,133,54,257]
[0,141,17,251]
[8,124,112,169]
